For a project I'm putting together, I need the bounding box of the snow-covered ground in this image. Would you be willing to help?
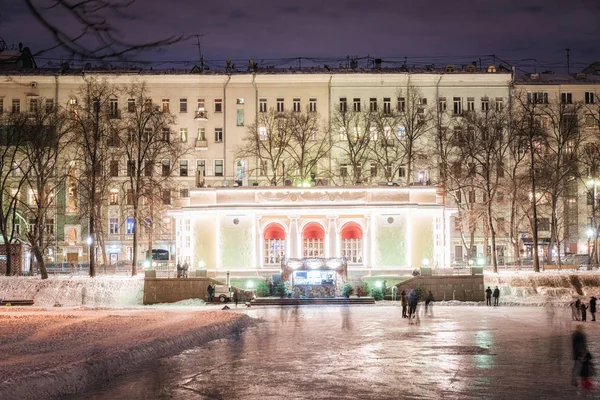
[0,276,144,307]
[0,307,254,400]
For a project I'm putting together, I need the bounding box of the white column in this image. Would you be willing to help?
[363,215,371,268]
[256,215,263,269]
[289,216,299,258]
[327,215,338,258]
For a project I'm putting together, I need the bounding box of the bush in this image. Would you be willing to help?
[415,284,426,299]
[357,281,370,297]
[342,283,354,298]
[371,288,383,301]
[256,281,270,297]
[275,281,288,297]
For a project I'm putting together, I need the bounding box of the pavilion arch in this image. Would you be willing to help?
[263,222,287,265]
[302,222,326,258]
[340,222,363,264]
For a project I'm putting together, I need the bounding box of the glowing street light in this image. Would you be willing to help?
[422,258,430,266]
[375,281,382,288]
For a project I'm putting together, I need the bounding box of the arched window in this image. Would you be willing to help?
[341,222,363,263]
[264,223,286,264]
[303,222,325,258]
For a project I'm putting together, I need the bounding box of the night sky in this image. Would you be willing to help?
[1,0,599,72]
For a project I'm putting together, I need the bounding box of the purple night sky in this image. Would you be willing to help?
[1,0,599,71]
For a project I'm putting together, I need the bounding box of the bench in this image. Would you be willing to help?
[543,264,580,270]
[0,300,35,306]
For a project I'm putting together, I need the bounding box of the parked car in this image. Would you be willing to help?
[561,254,591,270]
[213,285,233,302]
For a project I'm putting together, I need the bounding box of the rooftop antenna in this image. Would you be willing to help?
[566,48,571,74]
[192,33,207,63]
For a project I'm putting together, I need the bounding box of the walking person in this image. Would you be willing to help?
[485,286,492,306]
[400,290,407,318]
[581,302,588,322]
[207,283,213,302]
[590,296,597,321]
[233,288,239,308]
[182,261,189,278]
[576,298,582,321]
[493,286,500,306]
[176,262,182,278]
[572,325,588,387]
[571,302,580,321]
[580,351,595,391]
[425,291,434,317]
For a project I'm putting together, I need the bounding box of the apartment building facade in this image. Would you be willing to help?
[8,66,599,277]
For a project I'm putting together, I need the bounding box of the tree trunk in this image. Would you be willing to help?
[530,149,541,273]
[131,203,138,276]
[487,197,498,273]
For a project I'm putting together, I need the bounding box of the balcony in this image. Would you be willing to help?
[195,139,208,149]
[194,110,208,121]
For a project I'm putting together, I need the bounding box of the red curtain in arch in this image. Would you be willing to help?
[302,222,325,239]
[264,224,286,240]
[341,222,363,239]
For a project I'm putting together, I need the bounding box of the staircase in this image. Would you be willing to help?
[251,297,375,306]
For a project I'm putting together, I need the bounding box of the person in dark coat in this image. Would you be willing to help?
[408,290,420,325]
[425,291,434,317]
[485,286,492,306]
[176,262,182,278]
[581,302,588,322]
[233,289,239,308]
[400,290,407,318]
[207,284,213,302]
[580,352,595,391]
[576,298,582,321]
[493,286,500,306]
[590,297,597,321]
[572,325,588,386]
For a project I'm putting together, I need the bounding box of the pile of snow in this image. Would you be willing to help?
[0,276,144,307]
[484,271,600,306]
[0,309,255,399]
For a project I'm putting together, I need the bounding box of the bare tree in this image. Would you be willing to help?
[236,109,293,186]
[537,98,584,264]
[331,107,373,185]
[17,98,71,279]
[119,81,186,275]
[395,79,431,185]
[285,111,331,184]
[456,101,510,272]
[70,78,117,277]
[24,0,187,60]
[512,90,549,272]
[0,112,32,275]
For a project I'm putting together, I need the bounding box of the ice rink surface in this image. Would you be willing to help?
[74,305,600,400]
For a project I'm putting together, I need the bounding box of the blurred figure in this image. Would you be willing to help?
[341,301,352,329]
[580,352,595,391]
[176,262,182,278]
[400,290,407,318]
[207,283,213,302]
[576,298,582,321]
[233,288,239,308]
[408,290,420,325]
[425,291,434,317]
[571,301,580,321]
[572,325,588,386]
[590,296,597,322]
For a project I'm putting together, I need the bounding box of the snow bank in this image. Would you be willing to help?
[0,309,256,400]
[0,276,144,307]
[484,271,600,305]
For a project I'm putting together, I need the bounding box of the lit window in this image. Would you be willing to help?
[126,218,135,234]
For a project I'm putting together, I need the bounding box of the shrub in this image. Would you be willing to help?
[342,283,354,298]
[357,281,370,297]
[275,281,288,297]
[371,288,383,301]
[256,281,270,297]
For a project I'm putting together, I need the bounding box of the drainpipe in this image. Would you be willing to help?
[252,74,258,183]
[328,74,333,178]
[223,75,231,181]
